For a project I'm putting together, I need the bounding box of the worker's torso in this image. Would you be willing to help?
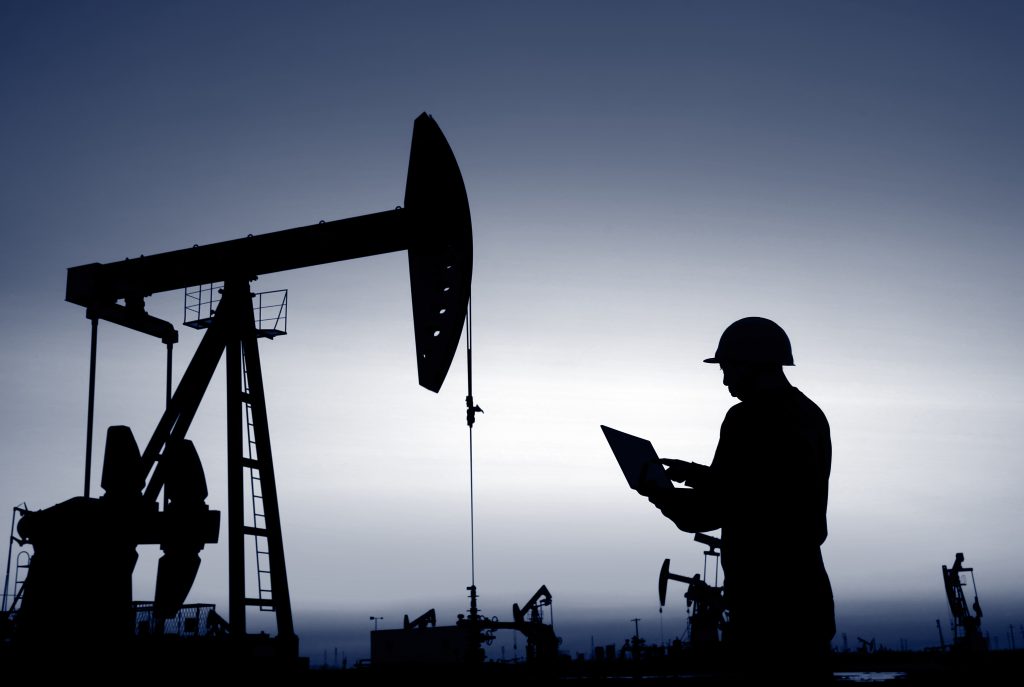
[710,387,831,585]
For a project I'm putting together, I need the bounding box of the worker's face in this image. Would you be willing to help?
[719,362,757,400]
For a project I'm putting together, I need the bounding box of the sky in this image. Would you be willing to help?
[2,0,1023,664]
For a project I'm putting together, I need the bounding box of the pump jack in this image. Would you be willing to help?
[9,114,473,665]
[659,533,727,647]
[941,552,986,652]
[469,584,558,663]
[372,585,559,666]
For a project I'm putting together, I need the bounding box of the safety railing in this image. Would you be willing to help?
[132,602,228,637]
[184,284,287,338]
[184,283,222,329]
[253,289,287,338]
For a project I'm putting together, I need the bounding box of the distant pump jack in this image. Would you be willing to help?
[371,585,559,666]
[659,533,726,648]
[941,552,986,653]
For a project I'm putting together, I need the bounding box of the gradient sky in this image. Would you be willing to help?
[2,1,1023,663]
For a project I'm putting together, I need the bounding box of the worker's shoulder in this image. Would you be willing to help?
[726,387,829,423]
[720,399,763,434]
[790,386,825,411]
[721,400,748,422]
[790,387,830,426]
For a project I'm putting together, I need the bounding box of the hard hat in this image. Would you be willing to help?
[704,317,794,366]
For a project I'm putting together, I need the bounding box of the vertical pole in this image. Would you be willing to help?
[163,342,173,509]
[225,286,246,635]
[464,298,478,592]
[166,343,173,407]
[84,316,99,497]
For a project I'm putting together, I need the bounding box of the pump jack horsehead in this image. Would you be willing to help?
[11,114,473,660]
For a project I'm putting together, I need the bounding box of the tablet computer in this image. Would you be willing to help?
[601,425,673,492]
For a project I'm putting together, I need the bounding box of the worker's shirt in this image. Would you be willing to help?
[708,385,833,635]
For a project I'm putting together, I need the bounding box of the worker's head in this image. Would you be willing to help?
[705,317,793,399]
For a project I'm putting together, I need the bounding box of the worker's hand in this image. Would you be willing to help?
[647,489,687,522]
[659,458,691,482]
[636,480,657,498]
[659,459,711,486]
[647,489,720,533]
[645,488,670,505]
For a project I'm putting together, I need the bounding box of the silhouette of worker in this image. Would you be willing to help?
[647,317,835,676]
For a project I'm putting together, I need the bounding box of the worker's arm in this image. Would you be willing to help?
[646,487,722,533]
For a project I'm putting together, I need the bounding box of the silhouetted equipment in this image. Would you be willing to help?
[703,316,794,366]
[464,304,482,621]
[13,428,220,650]
[65,112,472,391]
[2,505,29,617]
[693,532,722,562]
[371,622,473,665]
[1,504,31,653]
[942,552,987,652]
[659,534,726,646]
[456,584,559,663]
[12,113,473,664]
[404,608,437,630]
[133,601,228,638]
[512,585,552,627]
[373,585,559,666]
[373,289,555,668]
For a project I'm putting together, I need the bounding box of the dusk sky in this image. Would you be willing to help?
[2,1,1023,663]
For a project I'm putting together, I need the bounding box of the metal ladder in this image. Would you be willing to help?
[2,503,30,616]
[242,355,274,612]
